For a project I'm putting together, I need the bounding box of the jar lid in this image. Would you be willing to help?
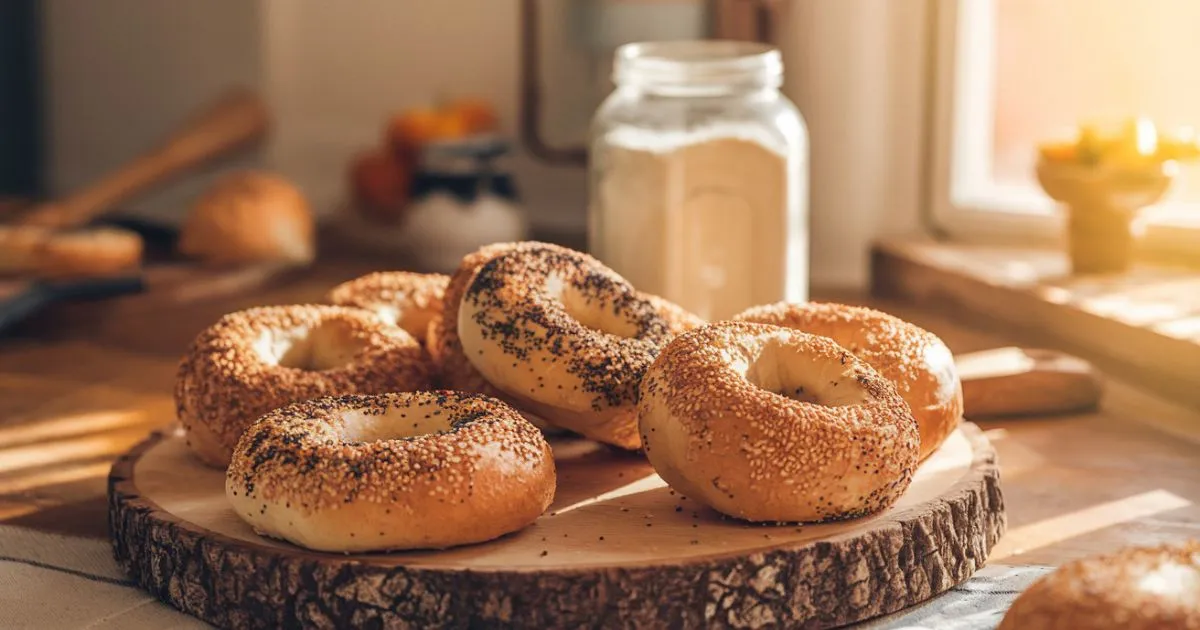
[418,135,511,174]
[613,40,783,92]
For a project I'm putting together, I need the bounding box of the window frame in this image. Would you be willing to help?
[927,0,1200,253]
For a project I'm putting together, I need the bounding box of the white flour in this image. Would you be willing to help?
[592,126,803,321]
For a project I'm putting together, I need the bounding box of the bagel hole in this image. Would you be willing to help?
[746,338,871,407]
[341,405,467,442]
[258,320,366,371]
[559,281,639,339]
[773,385,822,405]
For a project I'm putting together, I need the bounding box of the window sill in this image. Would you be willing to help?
[870,238,1200,409]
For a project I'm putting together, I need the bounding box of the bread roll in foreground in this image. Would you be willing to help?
[999,541,1200,630]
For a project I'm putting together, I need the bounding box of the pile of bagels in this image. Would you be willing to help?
[176,241,964,553]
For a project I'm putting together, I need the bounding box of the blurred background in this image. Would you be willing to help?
[2,0,1198,290]
[3,6,1200,627]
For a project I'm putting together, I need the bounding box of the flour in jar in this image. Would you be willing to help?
[591,126,804,321]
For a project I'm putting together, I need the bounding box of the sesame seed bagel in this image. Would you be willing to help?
[638,321,920,522]
[226,392,556,552]
[458,244,675,450]
[175,305,433,467]
[327,271,449,342]
[998,541,1200,630]
[735,302,963,460]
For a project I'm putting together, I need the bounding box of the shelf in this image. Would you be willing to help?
[871,239,1200,410]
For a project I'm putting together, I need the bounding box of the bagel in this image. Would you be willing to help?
[0,225,143,278]
[226,392,556,552]
[436,241,703,393]
[638,321,920,522]
[327,271,449,342]
[457,244,675,449]
[734,302,962,460]
[641,292,707,336]
[998,541,1200,630]
[435,241,701,439]
[429,242,565,432]
[436,242,578,397]
[175,305,432,467]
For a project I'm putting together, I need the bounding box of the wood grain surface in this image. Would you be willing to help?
[871,239,1200,409]
[3,258,1200,625]
[109,424,1002,629]
[957,347,1104,418]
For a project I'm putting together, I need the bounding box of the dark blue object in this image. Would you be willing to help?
[411,136,520,204]
[410,173,519,205]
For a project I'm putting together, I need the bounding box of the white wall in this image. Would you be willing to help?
[42,0,929,289]
[780,0,930,287]
[42,0,263,222]
[260,0,587,235]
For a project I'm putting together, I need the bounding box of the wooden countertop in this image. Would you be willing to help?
[2,262,1198,568]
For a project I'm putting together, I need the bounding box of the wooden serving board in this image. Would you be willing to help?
[109,423,1003,629]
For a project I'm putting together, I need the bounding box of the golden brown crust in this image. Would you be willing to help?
[426,313,446,364]
[433,242,699,441]
[638,321,920,522]
[175,304,433,467]
[0,225,143,278]
[436,242,571,397]
[42,227,144,277]
[0,225,50,274]
[327,271,449,341]
[734,302,963,460]
[179,171,315,266]
[226,391,556,552]
[999,542,1200,630]
[642,292,706,335]
[435,242,585,435]
[457,245,673,449]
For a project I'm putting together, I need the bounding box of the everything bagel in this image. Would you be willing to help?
[457,245,675,449]
[227,391,556,552]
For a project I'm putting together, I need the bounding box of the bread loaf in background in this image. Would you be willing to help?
[179,171,315,266]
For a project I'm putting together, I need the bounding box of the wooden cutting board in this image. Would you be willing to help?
[109,422,1003,629]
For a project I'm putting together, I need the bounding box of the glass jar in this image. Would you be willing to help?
[588,41,809,321]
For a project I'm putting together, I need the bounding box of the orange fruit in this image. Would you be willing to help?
[387,108,439,150]
[349,149,411,225]
[444,98,498,135]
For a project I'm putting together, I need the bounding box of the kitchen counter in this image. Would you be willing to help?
[1,261,1198,624]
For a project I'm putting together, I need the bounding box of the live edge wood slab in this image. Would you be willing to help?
[109,423,1003,629]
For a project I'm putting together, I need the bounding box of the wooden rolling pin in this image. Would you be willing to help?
[17,88,269,230]
[957,347,1104,418]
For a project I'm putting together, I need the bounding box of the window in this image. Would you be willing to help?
[930,0,1200,249]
